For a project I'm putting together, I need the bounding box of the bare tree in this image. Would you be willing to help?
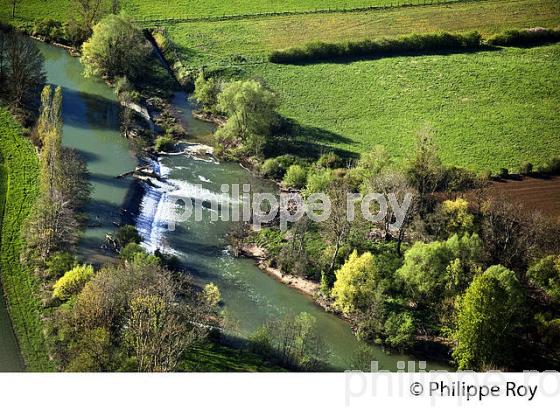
[0,32,45,107]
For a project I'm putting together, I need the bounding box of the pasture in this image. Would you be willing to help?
[0,108,51,371]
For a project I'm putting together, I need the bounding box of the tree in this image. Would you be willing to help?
[59,255,209,371]
[115,225,141,249]
[428,198,475,239]
[193,72,220,111]
[81,14,150,81]
[0,31,45,107]
[453,265,526,370]
[332,250,379,314]
[71,0,110,38]
[215,80,279,157]
[384,311,415,351]
[527,255,560,303]
[396,233,483,305]
[53,264,95,301]
[406,126,444,216]
[480,198,558,271]
[321,180,354,284]
[367,169,417,255]
[25,86,81,264]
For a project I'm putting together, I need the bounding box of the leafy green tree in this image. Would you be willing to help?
[527,255,560,303]
[53,264,95,301]
[384,311,415,350]
[453,265,526,370]
[282,164,308,189]
[429,198,475,239]
[119,242,146,261]
[396,233,483,304]
[81,14,150,81]
[304,167,332,195]
[215,80,279,157]
[193,72,220,111]
[332,251,379,314]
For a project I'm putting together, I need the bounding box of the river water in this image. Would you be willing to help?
[0,41,450,371]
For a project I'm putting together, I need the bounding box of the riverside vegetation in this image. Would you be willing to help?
[1,0,560,371]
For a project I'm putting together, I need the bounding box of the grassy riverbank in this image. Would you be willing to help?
[0,108,52,371]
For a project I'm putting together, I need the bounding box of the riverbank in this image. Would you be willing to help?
[241,244,319,297]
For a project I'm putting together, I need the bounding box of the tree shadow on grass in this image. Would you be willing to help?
[264,117,358,161]
[274,45,501,66]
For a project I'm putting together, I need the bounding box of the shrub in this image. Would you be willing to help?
[202,283,221,307]
[32,18,63,42]
[384,311,416,350]
[52,264,94,301]
[519,161,533,175]
[120,243,146,261]
[155,135,175,152]
[115,225,142,248]
[260,158,285,180]
[283,165,308,189]
[498,168,509,178]
[270,31,482,64]
[316,152,342,169]
[487,27,560,47]
[45,252,77,279]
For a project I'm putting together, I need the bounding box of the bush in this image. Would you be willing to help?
[270,31,482,64]
[155,135,176,152]
[115,225,142,248]
[498,168,509,178]
[33,18,63,42]
[316,152,342,169]
[384,311,416,350]
[260,158,285,180]
[120,243,146,261]
[45,252,77,279]
[487,27,560,47]
[52,264,94,301]
[283,165,308,189]
[519,161,533,175]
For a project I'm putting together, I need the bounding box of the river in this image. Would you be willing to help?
[1,40,450,371]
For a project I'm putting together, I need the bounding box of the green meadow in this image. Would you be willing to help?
[0,108,51,371]
[160,0,560,172]
[245,45,560,171]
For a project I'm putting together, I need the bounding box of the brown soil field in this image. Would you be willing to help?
[485,176,560,220]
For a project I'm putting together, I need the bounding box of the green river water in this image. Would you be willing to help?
[0,41,450,371]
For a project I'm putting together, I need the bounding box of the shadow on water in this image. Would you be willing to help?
[56,86,121,131]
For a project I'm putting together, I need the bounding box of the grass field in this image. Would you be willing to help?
[1,0,458,22]
[164,0,560,66]
[0,108,52,371]
[244,45,560,171]
[160,0,560,172]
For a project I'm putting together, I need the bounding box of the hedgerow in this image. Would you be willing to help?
[269,31,482,64]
